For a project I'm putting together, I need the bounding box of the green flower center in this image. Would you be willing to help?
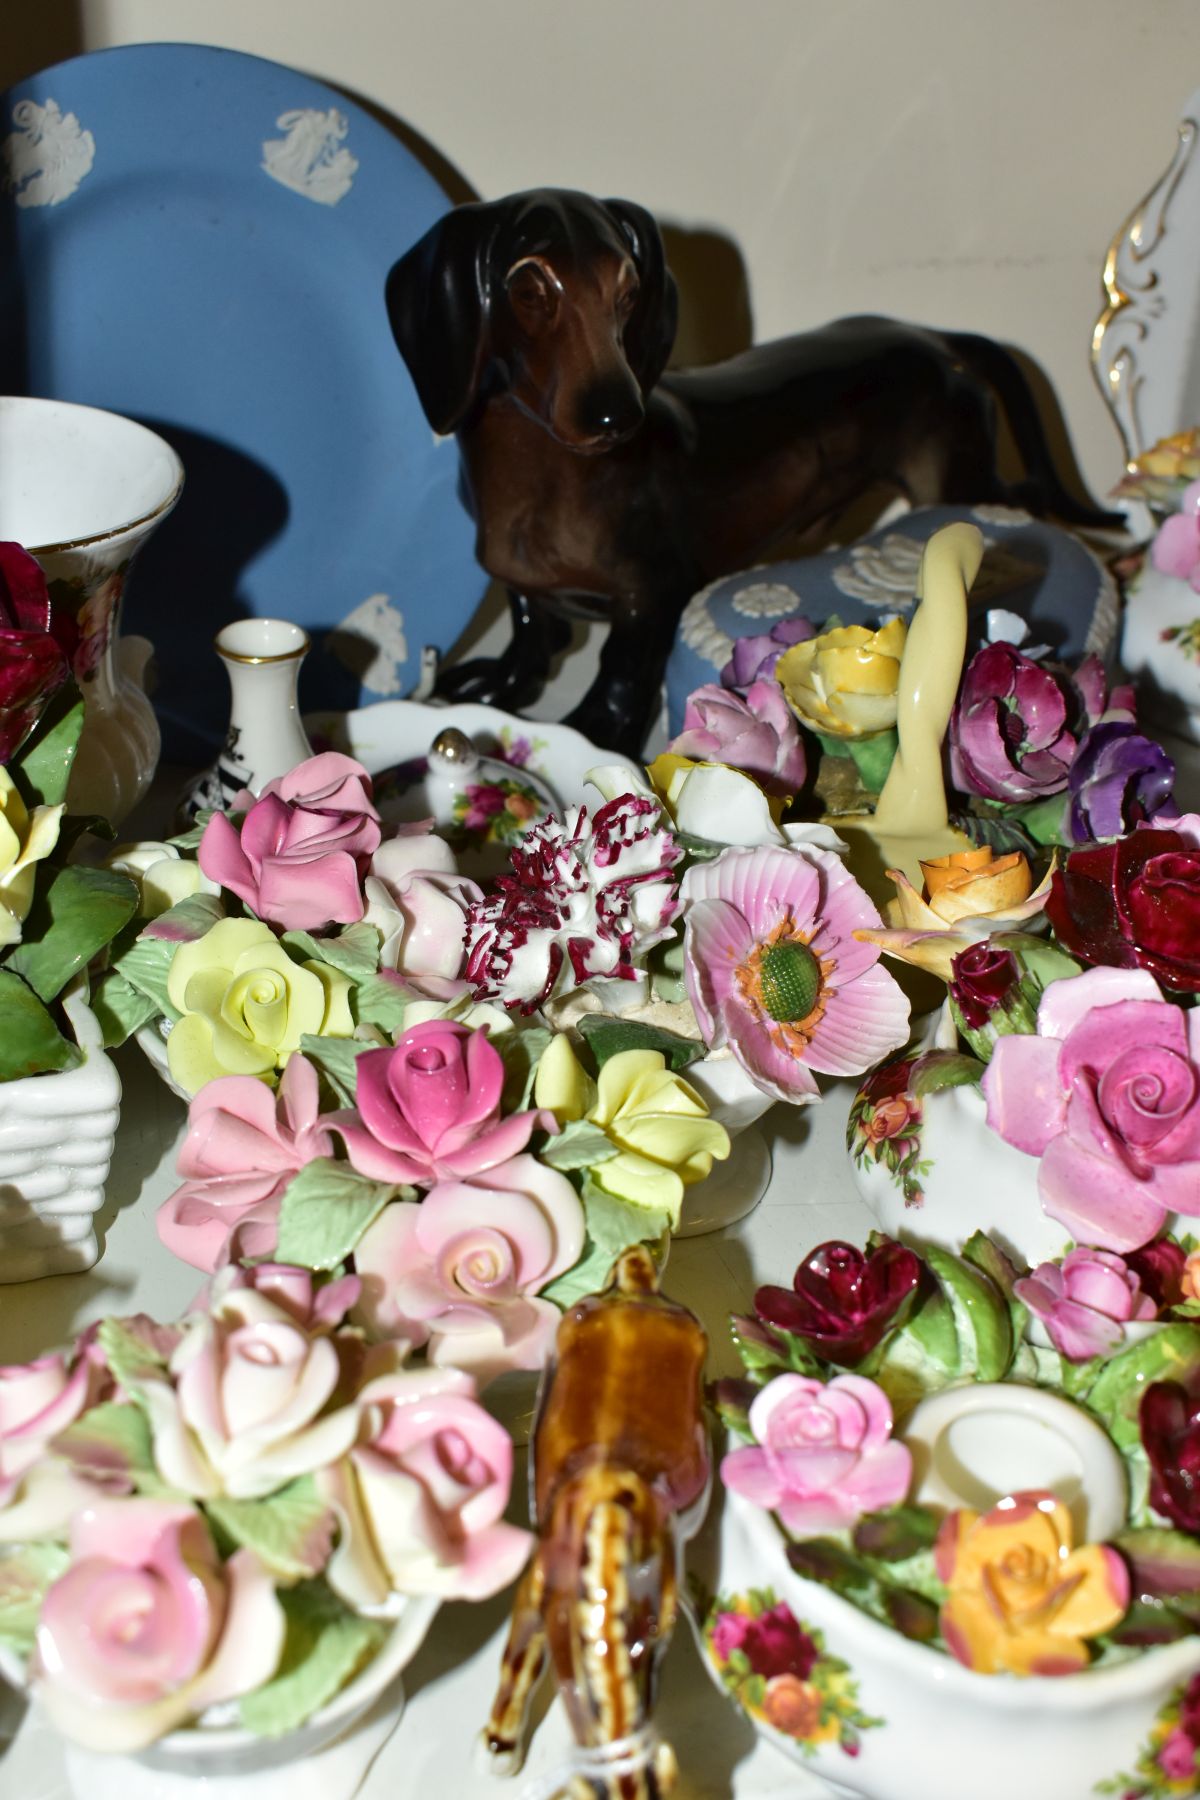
[758,942,821,1023]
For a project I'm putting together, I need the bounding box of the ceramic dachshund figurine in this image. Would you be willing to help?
[482,1244,710,1799]
[387,188,1118,757]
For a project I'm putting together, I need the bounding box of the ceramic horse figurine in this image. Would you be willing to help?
[482,1244,710,1798]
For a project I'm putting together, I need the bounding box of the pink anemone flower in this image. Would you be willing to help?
[681,845,910,1104]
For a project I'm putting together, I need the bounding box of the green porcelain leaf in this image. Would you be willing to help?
[275,1158,400,1270]
[7,864,138,1004]
[575,1013,705,1073]
[206,1477,337,1582]
[10,688,84,807]
[350,972,411,1034]
[56,1401,156,1485]
[114,892,227,1018]
[537,1118,619,1172]
[922,1244,1013,1383]
[0,1543,70,1654]
[495,1023,552,1113]
[298,1033,376,1107]
[0,969,82,1079]
[90,967,160,1048]
[238,1580,387,1739]
[282,923,380,984]
[1085,1323,1200,1448]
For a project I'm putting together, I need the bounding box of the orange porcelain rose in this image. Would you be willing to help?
[854,848,1052,981]
[935,1491,1129,1677]
[916,847,1033,925]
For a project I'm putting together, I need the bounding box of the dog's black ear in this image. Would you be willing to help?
[386,202,500,435]
[603,197,678,392]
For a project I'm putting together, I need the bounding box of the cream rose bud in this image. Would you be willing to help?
[140,1286,362,1499]
[0,767,62,947]
[105,840,220,918]
[31,1499,284,1752]
[317,1366,532,1609]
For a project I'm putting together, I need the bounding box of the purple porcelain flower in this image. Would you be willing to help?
[721,1372,912,1534]
[720,617,815,690]
[754,1239,921,1365]
[1066,721,1176,844]
[668,679,807,797]
[1014,1248,1156,1361]
[982,966,1200,1251]
[949,644,1107,803]
[681,844,910,1104]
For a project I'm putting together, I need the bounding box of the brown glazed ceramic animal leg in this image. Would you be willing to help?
[482,1549,550,1775]
[564,592,687,758]
[436,589,573,708]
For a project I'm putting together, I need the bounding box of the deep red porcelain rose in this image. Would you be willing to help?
[0,542,71,763]
[948,943,1021,1030]
[1140,1379,1200,1531]
[754,1238,921,1366]
[1046,828,1200,992]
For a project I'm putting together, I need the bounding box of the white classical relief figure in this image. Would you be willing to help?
[2,98,95,208]
[261,108,358,205]
[328,594,409,694]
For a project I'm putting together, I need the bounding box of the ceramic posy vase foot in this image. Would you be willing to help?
[182,618,314,814]
[0,395,183,828]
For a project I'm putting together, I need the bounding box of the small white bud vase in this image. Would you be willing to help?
[0,983,121,1282]
[0,395,183,828]
[186,618,314,811]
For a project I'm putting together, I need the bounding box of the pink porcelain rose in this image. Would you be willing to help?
[158,1055,338,1272]
[198,751,382,930]
[0,1340,112,1541]
[354,1153,585,1381]
[1015,1248,1157,1362]
[335,1019,552,1186]
[209,1262,362,1334]
[31,1499,284,1753]
[721,1371,912,1534]
[982,966,1200,1252]
[140,1283,362,1499]
[668,679,807,799]
[363,831,481,999]
[318,1365,531,1608]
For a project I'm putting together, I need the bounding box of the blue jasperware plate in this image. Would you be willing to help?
[0,44,482,758]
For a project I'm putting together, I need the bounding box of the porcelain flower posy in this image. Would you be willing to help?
[681,843,910,1103]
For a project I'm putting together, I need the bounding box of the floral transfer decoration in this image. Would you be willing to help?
[846,1055,929,1206]
[1098,1671,1200,1798]
[702,1587,881,1758]
[1161,619,1200,665]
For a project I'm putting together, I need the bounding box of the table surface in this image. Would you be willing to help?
[2,724,1197,1800]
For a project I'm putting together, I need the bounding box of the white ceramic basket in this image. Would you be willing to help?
[0,985,121,1282]
[694,1487,1200,1800]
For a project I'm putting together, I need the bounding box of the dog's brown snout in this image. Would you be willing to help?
[576,375,644,444]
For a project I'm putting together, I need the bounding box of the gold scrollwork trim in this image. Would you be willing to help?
[1091,113,1198,467]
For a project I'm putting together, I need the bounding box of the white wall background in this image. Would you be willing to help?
[55,0,1200,500]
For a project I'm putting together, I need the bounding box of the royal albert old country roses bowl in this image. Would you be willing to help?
[696,1487,1200,1800]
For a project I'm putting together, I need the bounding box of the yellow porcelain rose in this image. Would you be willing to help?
[0,767,63,947]
[776,619,907,740]
[165,917,353,1095]
[936,1491,1129,1676]
[534,1034,730,1228]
